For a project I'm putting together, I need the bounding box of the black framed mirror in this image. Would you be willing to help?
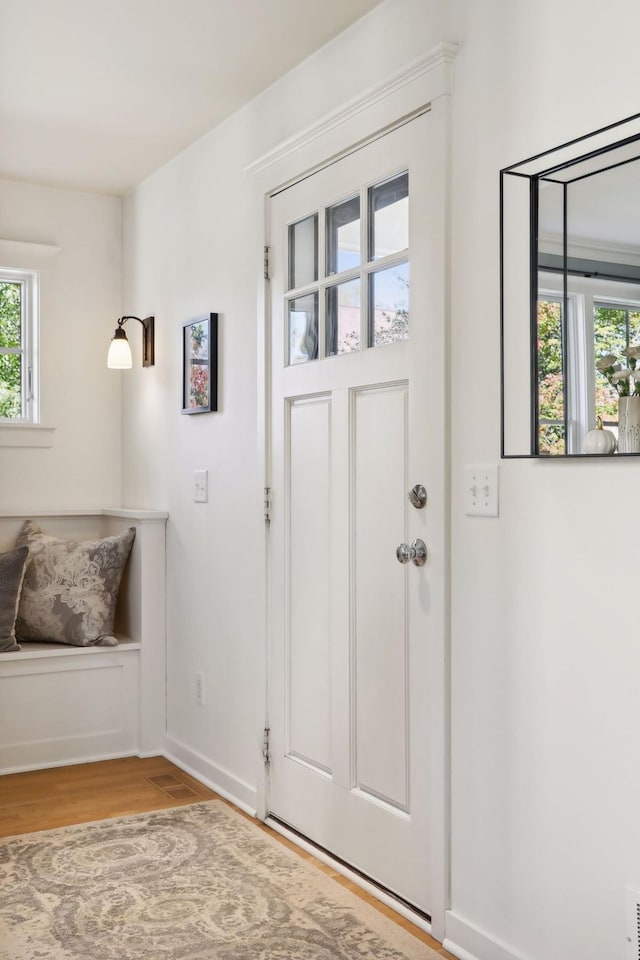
[501,112,640,457]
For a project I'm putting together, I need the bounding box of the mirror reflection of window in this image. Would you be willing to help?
[537,297,565,455]
[537,276,640,453]
[501,112,640,456]
[593,303,640,426]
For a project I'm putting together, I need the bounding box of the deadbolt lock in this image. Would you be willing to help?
[408,484,427,509]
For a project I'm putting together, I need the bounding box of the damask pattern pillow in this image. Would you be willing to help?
[0,545,29,652]
[15,521,135,647]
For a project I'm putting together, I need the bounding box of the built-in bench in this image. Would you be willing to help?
[0,509,167,774]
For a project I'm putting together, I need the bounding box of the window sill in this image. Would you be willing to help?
[0,424,55,448]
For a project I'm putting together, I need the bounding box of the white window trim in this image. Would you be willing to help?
[0,266,38,423]
[0,239,59,446]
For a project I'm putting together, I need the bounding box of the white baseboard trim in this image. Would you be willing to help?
[163,735,257,817]
[0,749,138,777]
[442,942,481,960]
[444,912,524,960]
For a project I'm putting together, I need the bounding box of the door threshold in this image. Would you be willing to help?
[264,814,432,935]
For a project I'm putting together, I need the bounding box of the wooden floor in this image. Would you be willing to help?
[0,756,456,960]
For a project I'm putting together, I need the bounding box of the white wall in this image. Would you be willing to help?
[121,1,640,958]
[121,0,454,809]
[0,179,122,510]
[121,123,266,804]
[449,2,640,959]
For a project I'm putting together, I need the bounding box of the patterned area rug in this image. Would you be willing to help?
[0,800,440,959]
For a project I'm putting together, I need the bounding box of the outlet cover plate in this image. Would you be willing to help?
[625,885,640,958]
[195,671,205,707]
[194,469,208,503]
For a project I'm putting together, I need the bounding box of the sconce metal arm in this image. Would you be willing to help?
[118,315,155,367]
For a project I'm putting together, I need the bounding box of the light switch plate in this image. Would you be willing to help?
[464,464,499,517]
[194,469,208,503]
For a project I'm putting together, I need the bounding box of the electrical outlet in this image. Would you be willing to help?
[194,469,208,503]
[195,672,205,706]
[625,885,640,958]
[464,464,499,517]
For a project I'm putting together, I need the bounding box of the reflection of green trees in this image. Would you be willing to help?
[539,424,565,455]
[537,300,565,454]
[537,300,640,453]
[593,306,640,420]
[0,283,21,418]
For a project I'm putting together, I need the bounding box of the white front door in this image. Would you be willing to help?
[266,111,445,915]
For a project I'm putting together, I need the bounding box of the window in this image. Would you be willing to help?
[0,268,37,422]
[286,171,409,366]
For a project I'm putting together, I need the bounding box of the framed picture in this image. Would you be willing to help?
[182,313,218,414]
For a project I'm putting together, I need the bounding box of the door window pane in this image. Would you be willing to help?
[326,279,360,356]
[326,196,360,275]
[289,215,318,290]
[288,293,319,365]
[369,263,409,347]
[369,173,408,261]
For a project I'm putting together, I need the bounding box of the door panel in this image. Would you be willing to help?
[288,395,331,773]
[267,111,436,912]
[354,383,409,811]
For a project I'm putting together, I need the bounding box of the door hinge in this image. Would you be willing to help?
[264,486,272,523]
[264,245,270,281]
[263,726,271,765]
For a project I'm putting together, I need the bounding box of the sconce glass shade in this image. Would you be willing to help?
[107,316,154,368]
[107,328,133,369]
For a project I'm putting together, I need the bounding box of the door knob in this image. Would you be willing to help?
[395,539,427,566]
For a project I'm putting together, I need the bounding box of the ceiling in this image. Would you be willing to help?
[0,0,381,196]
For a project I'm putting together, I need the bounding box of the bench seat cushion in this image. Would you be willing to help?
[15,521,135,647]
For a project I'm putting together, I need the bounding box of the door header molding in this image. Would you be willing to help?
[244,42,459,177]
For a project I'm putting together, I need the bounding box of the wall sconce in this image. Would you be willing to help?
[107,316,155,368]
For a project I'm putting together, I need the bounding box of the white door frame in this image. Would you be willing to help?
[249,42,457,944]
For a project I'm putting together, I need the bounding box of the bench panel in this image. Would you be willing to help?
[0,649,139,773]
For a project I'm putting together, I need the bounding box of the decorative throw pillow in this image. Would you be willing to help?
[15,521,135,647]
[0,545,29,652]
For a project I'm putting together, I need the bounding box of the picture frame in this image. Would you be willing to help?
[182,313,218,414]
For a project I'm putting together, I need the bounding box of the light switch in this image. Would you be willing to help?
[464,464,499,517]
[194,469,208,503]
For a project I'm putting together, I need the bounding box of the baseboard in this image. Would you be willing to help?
[444,911,524,960]
[0,749,138,777]
[163,735,258,816]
